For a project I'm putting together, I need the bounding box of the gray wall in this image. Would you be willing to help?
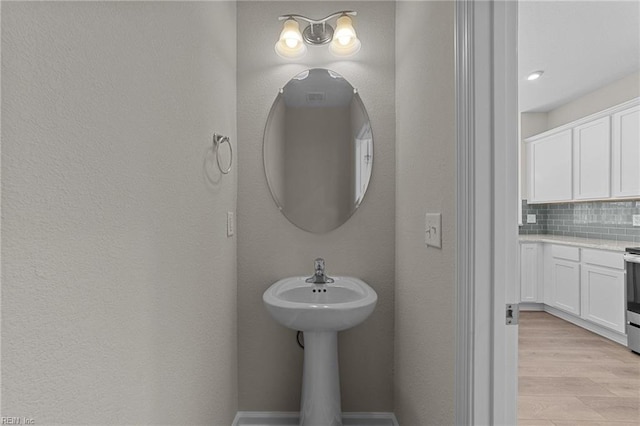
[394,1,456,424]
[237,1,395,412]
[547,70,640,129]
[1,2,238,424]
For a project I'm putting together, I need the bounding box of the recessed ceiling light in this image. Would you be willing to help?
[527,70,544,81]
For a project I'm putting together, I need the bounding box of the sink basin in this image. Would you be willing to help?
[263,276,377,332]
[263,274,377,425]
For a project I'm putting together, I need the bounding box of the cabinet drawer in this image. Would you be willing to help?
[551,245,580,262]
[582,249,625,270]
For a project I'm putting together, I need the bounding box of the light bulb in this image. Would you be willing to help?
[338,35,351,46]
[527,70,544,81]
[275,18,307,59]
[329,15,361,57]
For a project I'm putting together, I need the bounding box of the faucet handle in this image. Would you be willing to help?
[314,258,325,272]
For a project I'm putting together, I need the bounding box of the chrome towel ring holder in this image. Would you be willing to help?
[213,133,232,175]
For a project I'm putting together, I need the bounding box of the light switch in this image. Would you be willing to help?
[633,214,640,227]
[527,214,536,224]
[425,213,442,249]
[227,211,235,237]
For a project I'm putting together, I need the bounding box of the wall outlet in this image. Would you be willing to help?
[633,214,640,227]
[425,213,442,249]
[526,214,536,224]
[227,211,235,237]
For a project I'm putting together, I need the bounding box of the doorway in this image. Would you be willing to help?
[516,1,640,424]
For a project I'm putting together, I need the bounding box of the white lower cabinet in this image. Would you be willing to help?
[521,242,627,340]
[520,243,541,302]
[581,264,626,334]
[550,258,581,316]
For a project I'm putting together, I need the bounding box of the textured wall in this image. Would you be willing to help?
[237,1,395,412]
[1,2,237,424]
[394,1,456,424]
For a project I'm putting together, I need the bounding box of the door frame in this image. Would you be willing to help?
[455,1,519,424]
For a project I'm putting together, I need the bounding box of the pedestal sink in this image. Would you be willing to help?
[263,275,377,426]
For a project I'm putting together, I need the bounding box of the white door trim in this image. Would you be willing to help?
[455,1,519,425]
[454,0,476,423]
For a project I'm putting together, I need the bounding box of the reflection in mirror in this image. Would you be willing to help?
[264,68,373,233]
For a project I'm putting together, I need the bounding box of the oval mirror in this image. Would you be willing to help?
[263,68,373,233]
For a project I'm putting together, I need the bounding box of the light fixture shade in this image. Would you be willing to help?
[329,15,361,57]
[275,19,307,59]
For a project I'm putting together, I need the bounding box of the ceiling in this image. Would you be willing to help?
[518,0,640,113]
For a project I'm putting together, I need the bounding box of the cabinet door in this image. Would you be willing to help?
[520,243,540,302]
[573,117,611,199]
[528,130,573,202]
[612,105,640,197]
[551,259,580,316]
[581,264,625,333]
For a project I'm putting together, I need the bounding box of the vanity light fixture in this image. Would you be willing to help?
[275,11,361,59]
[527,70,544,81]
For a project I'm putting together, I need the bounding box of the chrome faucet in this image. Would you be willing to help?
[305,258,335,284]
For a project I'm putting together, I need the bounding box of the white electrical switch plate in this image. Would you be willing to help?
[425,213,442,249]
[633,214,640,227]
[227,212,234,237]
[527,214,536,224]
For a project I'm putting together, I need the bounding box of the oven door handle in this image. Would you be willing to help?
[624,254,640,264]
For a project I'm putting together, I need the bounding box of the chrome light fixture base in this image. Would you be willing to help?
[302,23,334,45]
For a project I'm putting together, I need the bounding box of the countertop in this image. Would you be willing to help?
[518,234,636,252]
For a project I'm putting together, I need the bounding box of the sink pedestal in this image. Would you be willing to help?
[300,331,342,426]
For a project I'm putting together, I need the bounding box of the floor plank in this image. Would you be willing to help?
[518,395,607,421]
[519,377,615,397]
[578,396,640,422]
[518,312,640,424]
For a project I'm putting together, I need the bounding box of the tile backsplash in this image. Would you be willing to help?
[520,200,640,243]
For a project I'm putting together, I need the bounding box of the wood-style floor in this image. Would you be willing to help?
[518,311,640,425]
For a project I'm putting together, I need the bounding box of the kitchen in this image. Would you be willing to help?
[517,1,640,424]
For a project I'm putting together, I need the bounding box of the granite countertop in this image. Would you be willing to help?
[518,234,635,252]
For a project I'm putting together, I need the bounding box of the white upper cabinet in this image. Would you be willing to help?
[527,130,573,203]
[612,104,640,198]
[525,98,639,204]
[573,117,611,199]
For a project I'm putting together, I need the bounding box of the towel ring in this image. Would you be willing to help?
[213,133,232,175]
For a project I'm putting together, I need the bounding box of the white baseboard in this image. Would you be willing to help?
[543,305,628,347]
[232,411,399,426]
[520,302,544,311]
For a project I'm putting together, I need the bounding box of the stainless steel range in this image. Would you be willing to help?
[624,247,640,354]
